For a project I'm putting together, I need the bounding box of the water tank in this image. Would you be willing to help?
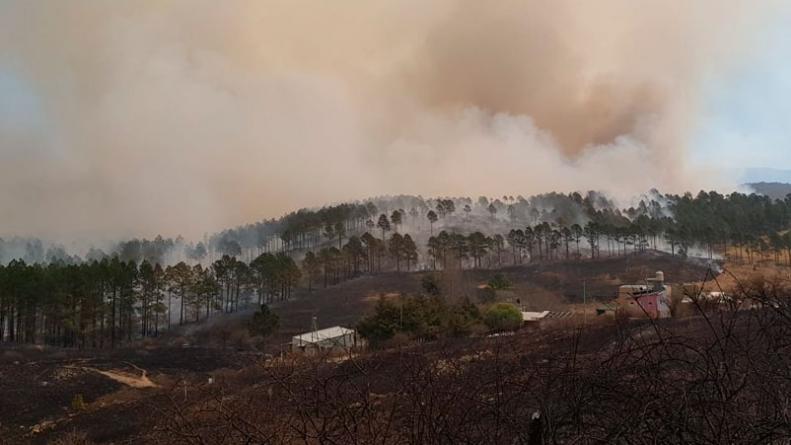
[655,271,664,283]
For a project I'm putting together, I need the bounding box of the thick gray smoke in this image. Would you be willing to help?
[0,0,784,240]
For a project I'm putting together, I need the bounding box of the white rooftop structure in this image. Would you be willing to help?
[522,311,550,322]
[681,291,732,304]
[292,326,356,350]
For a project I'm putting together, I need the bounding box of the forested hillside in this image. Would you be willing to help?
[4,189,791,348]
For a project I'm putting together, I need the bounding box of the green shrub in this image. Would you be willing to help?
[248,304,279,337]
[483,303,522,332]
[358,295,483,346]
[487,273,512,290]
[358,296,444,346]
[357,299,402,346]
[447,300,484,336]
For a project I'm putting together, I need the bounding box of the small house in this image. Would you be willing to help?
[522,311,550,322]
[291,326,357,355]
[616,271,671,319]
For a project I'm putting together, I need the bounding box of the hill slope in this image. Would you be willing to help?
[748,182,791,201]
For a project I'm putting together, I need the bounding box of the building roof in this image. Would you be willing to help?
[522,311,550,321]
[619,285,650,291]
[522,310,575,321]
[292,326,355,345]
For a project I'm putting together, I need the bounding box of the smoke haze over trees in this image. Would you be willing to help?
[3,189,791,266]
[1,1,788,240]
[7,189,791,349]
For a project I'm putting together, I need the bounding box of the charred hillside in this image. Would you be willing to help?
[20,300,791,444]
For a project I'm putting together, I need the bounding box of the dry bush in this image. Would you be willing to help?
[142,277,791,445]
[70,394,86,411]
[380,332,412,349]
[47,431,94,445]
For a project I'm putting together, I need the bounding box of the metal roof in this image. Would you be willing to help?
[522,310,574,321]
[522,311,550,321]
[292,326,355,344]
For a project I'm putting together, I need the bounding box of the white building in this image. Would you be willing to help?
[521,310,574,323]
[522,311,550,322]
[616,271,672,319]
[291,326,357,355]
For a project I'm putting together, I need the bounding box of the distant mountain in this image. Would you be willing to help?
[748,182,791,201]
[741,168,791,184]
[738,167,791,200]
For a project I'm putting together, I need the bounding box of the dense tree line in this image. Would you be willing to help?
[427,231,505,270]
[301,212,420,289]
[573,191,791,263]
[6,189,791,267]
[0,253,299,348]
[209,202,380,260]
[425,191,791,270]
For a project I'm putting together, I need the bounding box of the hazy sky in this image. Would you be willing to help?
[691,9,791,171]
[1,1,790,240]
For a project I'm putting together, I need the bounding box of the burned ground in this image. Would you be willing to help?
[273,272,424,344]
[0,352,122,432]
[179,252,714,350]
[0,253,729,443]
[108,310,791,443]
[0,346,258,444]
[482,252,716,306]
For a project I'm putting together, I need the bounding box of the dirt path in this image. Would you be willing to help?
[67,363,157,388]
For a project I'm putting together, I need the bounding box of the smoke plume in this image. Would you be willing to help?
[0,0,783,240]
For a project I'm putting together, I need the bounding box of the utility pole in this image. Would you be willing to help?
[583,280,587,326]
[399,301,403,330]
